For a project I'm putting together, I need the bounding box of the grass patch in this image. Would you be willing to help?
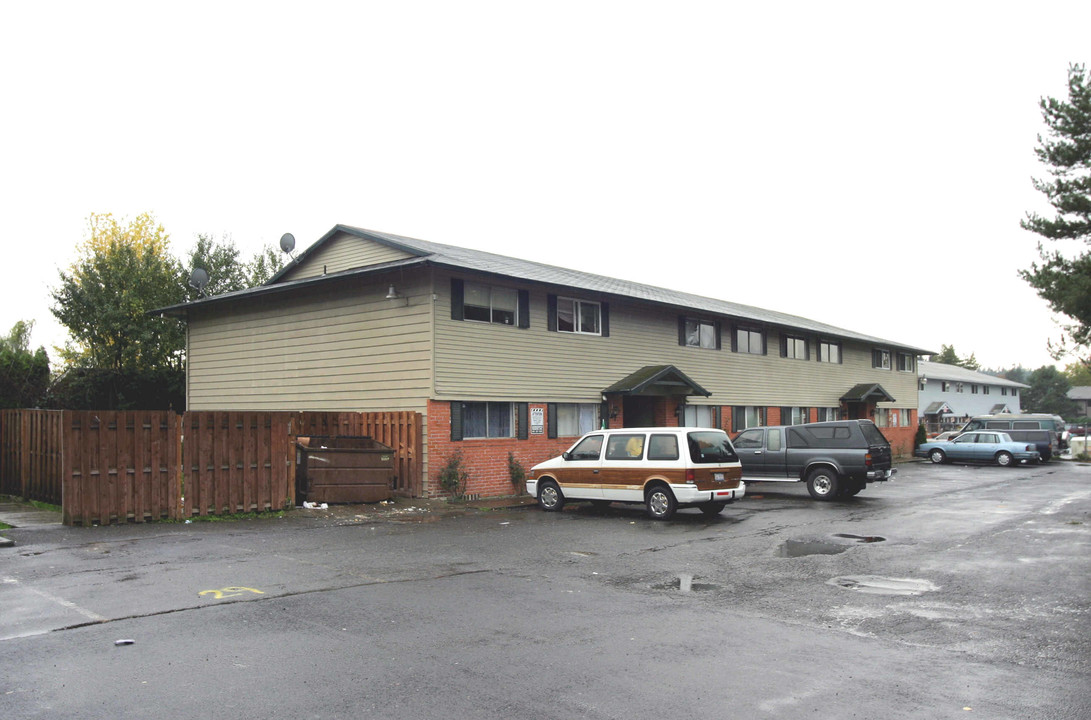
[168,510,286,523]
[0,522,11,531]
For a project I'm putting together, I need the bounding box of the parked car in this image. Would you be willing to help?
[1005,429,1055,462]
[958,414,1068,449]
[915,431,1040,467]
[527,427,745,520]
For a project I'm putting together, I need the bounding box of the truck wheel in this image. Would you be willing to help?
[645,485,676,520]
[995,451,1014,467]
[806,468,840,501]
[538,480,565,512]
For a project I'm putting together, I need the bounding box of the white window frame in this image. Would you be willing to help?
[557,296,601,335]
[874,349,891,370]
[818,341,841,364]
[685,319,717,349]
[464,282,518,326]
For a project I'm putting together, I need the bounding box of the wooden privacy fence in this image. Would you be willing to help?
[0,409,423,526]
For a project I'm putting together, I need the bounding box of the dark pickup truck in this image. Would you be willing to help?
[732,420,896,500]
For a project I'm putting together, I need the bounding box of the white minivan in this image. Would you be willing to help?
[527,427,745,520]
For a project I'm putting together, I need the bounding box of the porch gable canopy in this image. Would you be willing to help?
[602,365,711,397]
[840,383,896,403]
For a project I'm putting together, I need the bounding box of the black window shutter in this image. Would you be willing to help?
[732,406,744,433]
[730,326,738,353]
[600,303,609,337]
[517,290,530,329]
[678,316,687,346]
[517,403,529,439]
[547,294,558,332]
[450,402,463,441]
[762,329,768,355]
[451,279,465,321]
[780,335,788,358]
[712,406,721,428]
[715,321,722,350]
[547,403,557,438]
[781,406,792,425]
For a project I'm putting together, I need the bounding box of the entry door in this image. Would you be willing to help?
[623,396,657,427]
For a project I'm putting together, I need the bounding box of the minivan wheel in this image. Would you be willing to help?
[699,501,727,516]
[645,486,676,520]
[538,480,565,512]
[806,468,840,501]
[995,451,1014,467]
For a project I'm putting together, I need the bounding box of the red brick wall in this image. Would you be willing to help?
[428,401,578,499]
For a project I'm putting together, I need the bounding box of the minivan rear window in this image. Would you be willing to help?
[687,431,738,463]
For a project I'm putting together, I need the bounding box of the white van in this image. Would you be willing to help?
[527,427,745,520]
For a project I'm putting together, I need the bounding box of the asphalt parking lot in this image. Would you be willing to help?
[2,459,1089,719]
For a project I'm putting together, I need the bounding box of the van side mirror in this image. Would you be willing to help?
[562,451,571,461]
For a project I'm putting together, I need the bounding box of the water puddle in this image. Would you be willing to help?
[828,575,938,596]
[781,534,886,557]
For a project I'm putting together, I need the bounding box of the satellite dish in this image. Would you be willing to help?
[189,267,210,295]
[280,232,296,254]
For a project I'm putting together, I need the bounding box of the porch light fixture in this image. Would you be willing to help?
[385,284,409,306]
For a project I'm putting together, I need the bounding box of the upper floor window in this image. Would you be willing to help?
[548,294,609,336]
[451,278,528,328]
[971,384,979,394]
[735,326,764,355]
[465,282,517,325]
[782,335,808,360]
[956,382,964,393]
[919,377,927,391]
[897,352,915,372]
[1001,387,1008,396]
[983,386,990,395]
[557,297,601,335]
[942,381,951,392]
[681,318,720,349]
[818,340,841,364]
[1011,388,1018,398]
[872,349,891,370]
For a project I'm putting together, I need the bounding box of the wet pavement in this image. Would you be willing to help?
[2,461,1089,719]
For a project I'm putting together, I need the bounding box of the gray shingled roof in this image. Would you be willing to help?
[160,224,934,354]
[918,360,1029,388]
[1068,386,1091,400]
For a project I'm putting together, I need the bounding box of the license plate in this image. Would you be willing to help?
[713,473,725,482]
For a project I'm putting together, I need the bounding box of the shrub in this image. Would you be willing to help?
[508,452,527,490]
[438,451,470,499]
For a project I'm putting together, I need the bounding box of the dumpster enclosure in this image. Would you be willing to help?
[296,436,395,503]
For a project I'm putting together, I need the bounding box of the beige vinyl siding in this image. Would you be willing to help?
[279,233,416,282]
[434,270,918,408]
[187,276,433,411]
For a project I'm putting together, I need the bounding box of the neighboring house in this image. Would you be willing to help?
[917,360,1028,433]
[1068,387,1091,417]
[158,225,931,498]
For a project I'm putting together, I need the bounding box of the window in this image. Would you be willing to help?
[683,405,715,427]
[942,381,951,392]
[919,377,927,391]
[464,282,518,325]
[1001,387,1008,396]
[461,402,513,438]
[682,318,719,349]
[783,407,809,425]
[818,341,841,364]
[900,409,912,427]
[897,353,915,372]
[782,335,808,360]
[732,406,765,432]
[647,434,680,461]
[1012,389,1018,398]
[873,349,891,369]
[767,428,783,451]
[605,434,645,460]
[735,326,764,354]
[568,434,603,460]
[971,384,978,394]
[875,408,889,427]
[557,297,601,335]
[956,383,964,393]
[983,386,990,395]
[816,407,840,422]
[555,403,600,436]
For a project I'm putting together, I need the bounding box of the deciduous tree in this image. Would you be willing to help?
[0,321,49,409]
[1022,365,1077,417]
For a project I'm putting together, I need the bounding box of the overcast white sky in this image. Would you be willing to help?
[1,1,1087,372]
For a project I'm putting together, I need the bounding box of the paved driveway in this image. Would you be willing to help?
[2,461,1089,719]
